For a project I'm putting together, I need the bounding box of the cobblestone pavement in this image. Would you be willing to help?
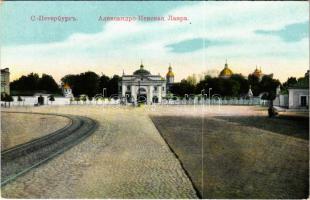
[1,106,198,198]
[1,112,71,150]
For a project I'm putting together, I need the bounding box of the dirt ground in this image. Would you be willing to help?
[1,112,71,150]
[150,106,309,198]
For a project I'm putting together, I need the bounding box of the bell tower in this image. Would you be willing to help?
[166,64,174,92]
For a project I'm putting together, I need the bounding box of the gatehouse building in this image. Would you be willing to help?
[119,63,174,104]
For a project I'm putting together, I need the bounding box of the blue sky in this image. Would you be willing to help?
[1,1,195,46]
[0,1,309,83]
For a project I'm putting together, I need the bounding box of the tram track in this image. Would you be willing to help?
[1,111,98,186]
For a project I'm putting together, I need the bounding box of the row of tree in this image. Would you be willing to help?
[10,73,60,95]
[8,70,308,101]
[9,71,121,97]
[170,74,281,100]
[61,72,120,97]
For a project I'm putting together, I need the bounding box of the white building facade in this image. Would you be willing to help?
[288,88,309,109]
[119,64,166,104]
[1,68,10,95]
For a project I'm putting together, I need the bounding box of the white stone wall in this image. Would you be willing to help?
[6,96,71,106]
[279,94,288,107]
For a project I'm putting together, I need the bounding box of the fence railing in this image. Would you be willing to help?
[1,96,269,107]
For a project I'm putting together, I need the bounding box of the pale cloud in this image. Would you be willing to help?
[2,1,308,83]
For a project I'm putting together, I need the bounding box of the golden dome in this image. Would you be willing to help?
[166,65,174,77]
[253,67,262,77]
[63,83,71,89]
[219,62,233,77]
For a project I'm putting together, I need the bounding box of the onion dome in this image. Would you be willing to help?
[253,66,263,78]
[133,63,150,76]
[219,61,233,77]
[166,64,174,77]
[63,83,71,89]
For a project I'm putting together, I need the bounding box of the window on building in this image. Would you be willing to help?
[162,86,165,91]
[154,86,158,92]
[127,85,131,91]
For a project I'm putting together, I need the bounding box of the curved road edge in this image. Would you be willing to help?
[1,111,98,186]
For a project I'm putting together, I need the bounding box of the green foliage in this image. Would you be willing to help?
[10,73,60,94]
[62,72,99,97]
[61,72,120,98]
[107,75,120,97]
[98,75,110,95]
[39,74,59,92]
[247,74,260,96]
[170,79,196,97]
[196,77,242,97]
[282,77,298,89]
[171,74,281,99]
[282,74,308,91]
[230,74,249,94]
[296,75,309,88]
[186,74,198,86]
[260,76,280,100]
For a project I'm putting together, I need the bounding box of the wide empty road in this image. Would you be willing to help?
[1,106,197,198]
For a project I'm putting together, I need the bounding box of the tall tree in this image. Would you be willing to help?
[107,75,120,97]
[10,73,60,94]
[78,71,100,97]
[282,77,297,90]
[10,73,40,91]
[61,74,77,87]
[98,75,110,95]
[230,74,249,95]
[186,74,198,86]
[38,74,60,93]
[248,74,261,96]
[260,75,280,100]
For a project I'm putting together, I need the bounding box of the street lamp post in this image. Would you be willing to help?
[185,94,189,104]
[209,88,212,105]
[137,80,141,104]
[204,94,208,105]
[103,88,106,97]
[201,89,205,105]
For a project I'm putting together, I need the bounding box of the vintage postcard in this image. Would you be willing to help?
[0,1,309,199]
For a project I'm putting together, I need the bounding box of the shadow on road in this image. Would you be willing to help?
[215,114,309,140]
[150,115,309,199]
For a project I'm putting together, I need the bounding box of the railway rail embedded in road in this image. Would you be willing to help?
[1,111,98,186]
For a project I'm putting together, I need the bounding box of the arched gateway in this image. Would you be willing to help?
[119,63,168,104]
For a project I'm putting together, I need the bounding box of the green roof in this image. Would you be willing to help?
[133,64,151,76]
